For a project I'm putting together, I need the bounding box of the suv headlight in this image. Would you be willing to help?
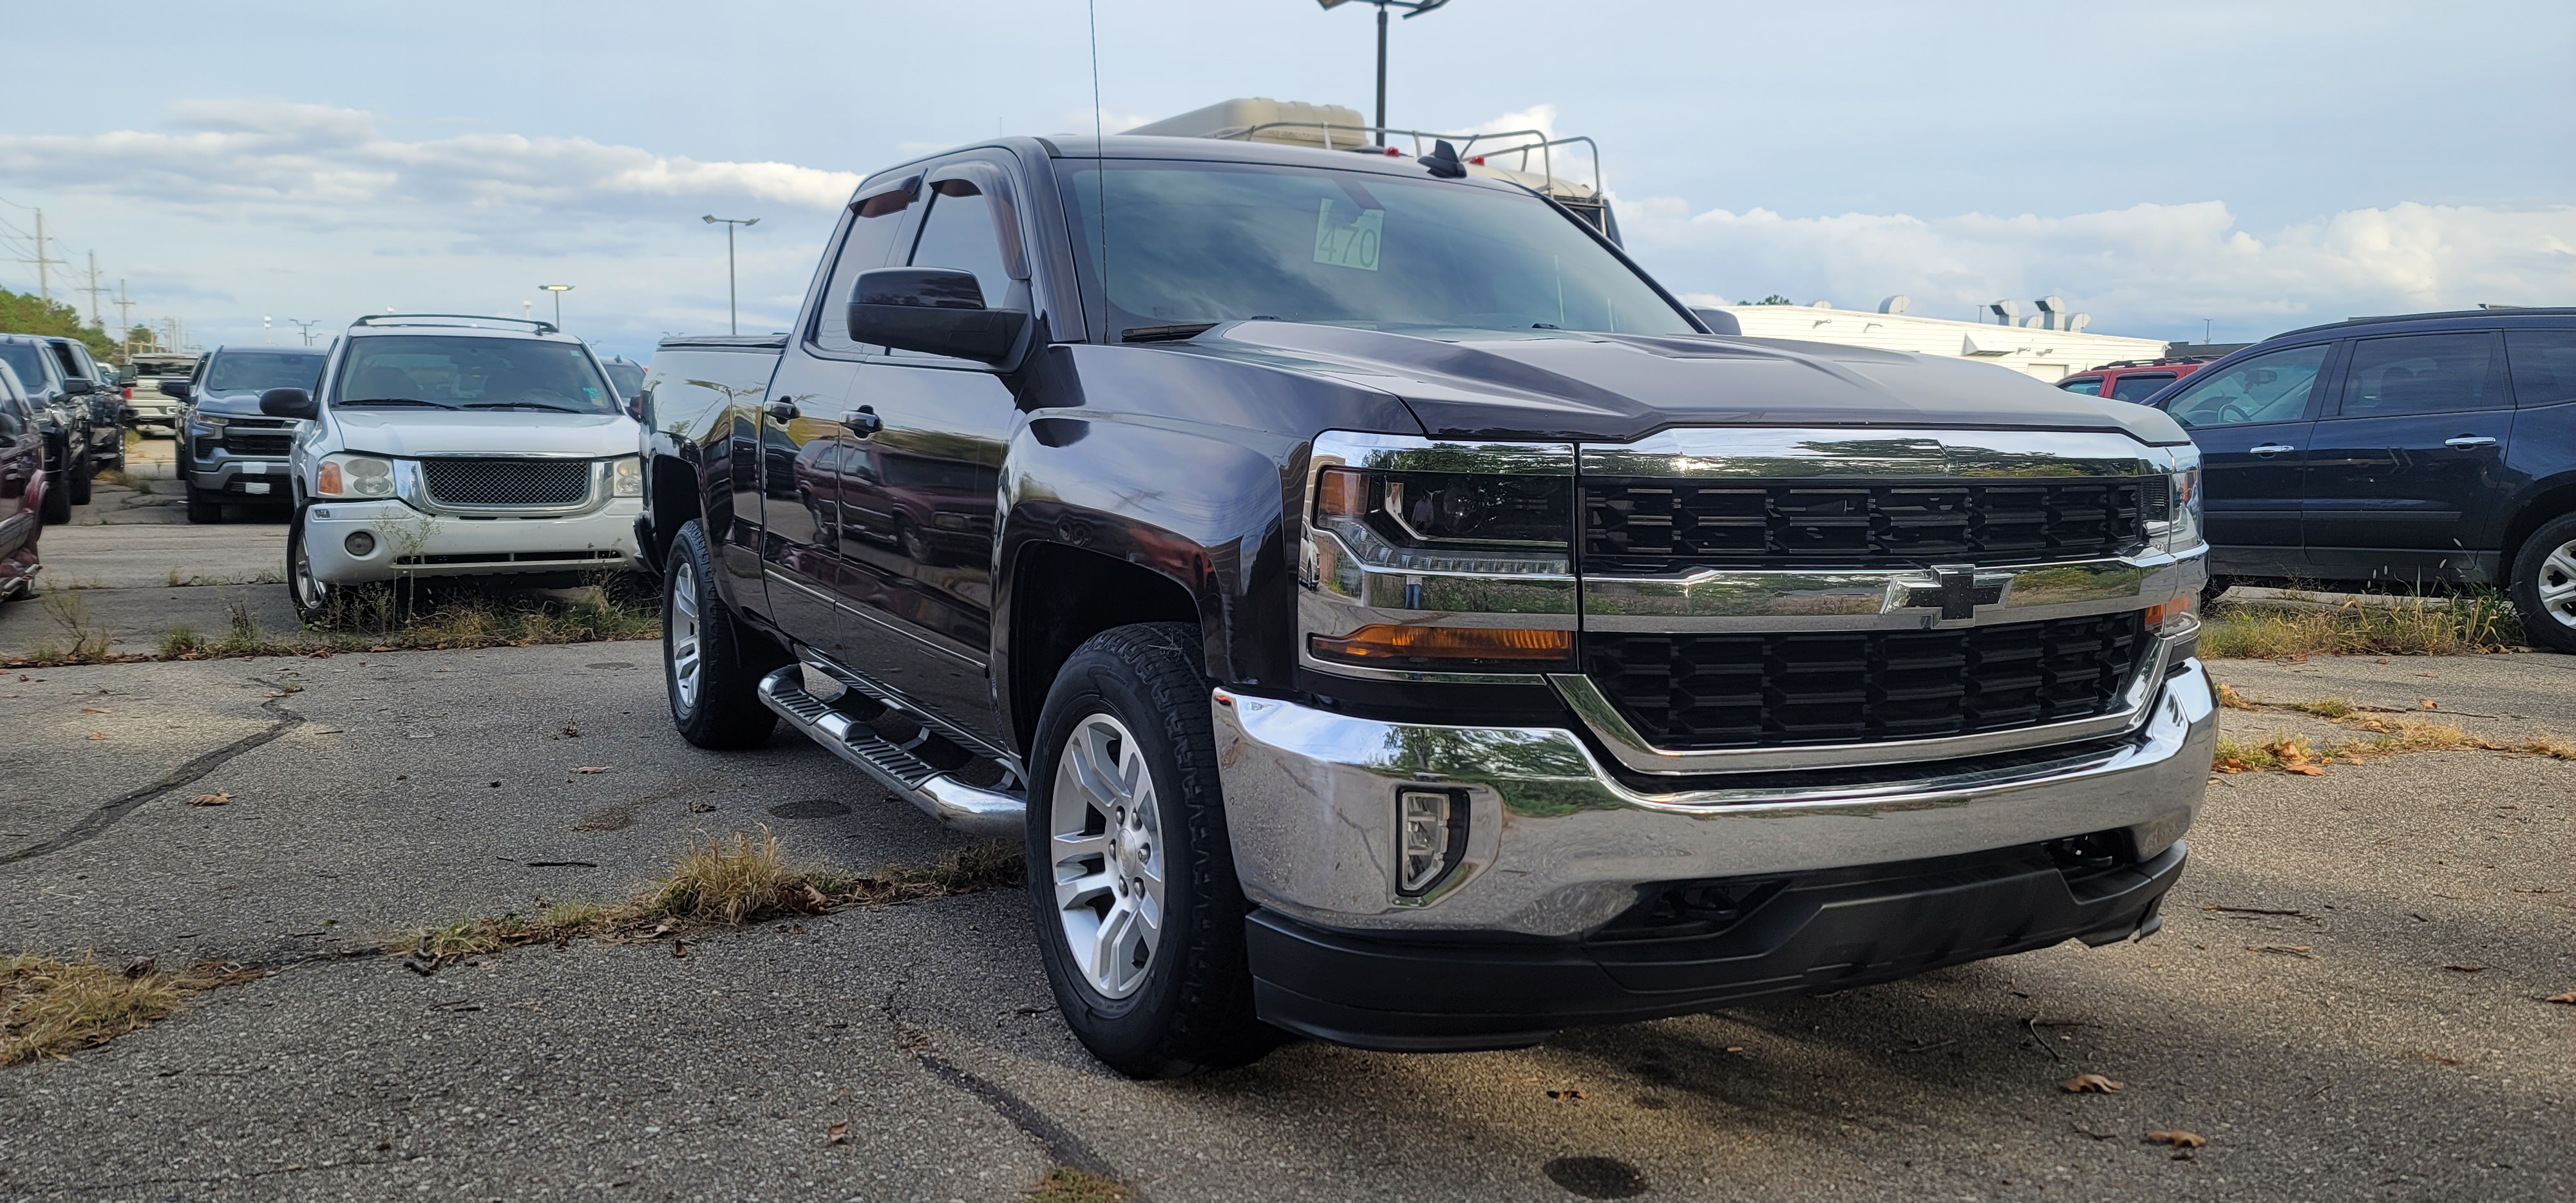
[610,455,643,498]
[315,452,395,498]
[1300,433,1577,676]
[2148,446,2203,554]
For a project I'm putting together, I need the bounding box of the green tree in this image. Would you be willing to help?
[0,288,118,361]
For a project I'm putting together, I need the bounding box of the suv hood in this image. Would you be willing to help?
[331,410,639,458]
[1181,323,2191,446]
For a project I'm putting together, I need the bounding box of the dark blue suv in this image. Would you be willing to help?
[2146,308,2576,650]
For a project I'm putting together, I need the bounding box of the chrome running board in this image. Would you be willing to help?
[756,666,1025,838]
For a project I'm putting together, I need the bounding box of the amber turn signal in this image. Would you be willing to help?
[2143,596,2198,630]
[1309,623,1573,666]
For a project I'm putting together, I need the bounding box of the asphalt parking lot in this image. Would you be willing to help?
[1,532,2569,1201]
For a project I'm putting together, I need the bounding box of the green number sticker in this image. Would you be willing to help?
[1314,199,1382,272]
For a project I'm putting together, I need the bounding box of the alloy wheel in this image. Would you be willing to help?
[2537,538,2576,632]
[1048,712,1165,999]
[668,558,704,713]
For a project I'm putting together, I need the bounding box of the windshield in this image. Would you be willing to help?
[332,335,618,413]
[205,351,325,395]
[0,345,51,391]
[601,360,645,398]
[1061,160,1694,338]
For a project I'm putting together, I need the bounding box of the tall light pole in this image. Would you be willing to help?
[540,283,573,330]
[1317,0,1452,139]
[702,215,759,336]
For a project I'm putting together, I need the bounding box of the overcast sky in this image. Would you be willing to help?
[3,0,2568,359]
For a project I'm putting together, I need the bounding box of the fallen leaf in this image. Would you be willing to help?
[689,801,717,813]
[560,724,581,737]
[649,922,674,938]
[87,732,106,740]
[2444,964,2487,974]
[79,706,111,713]
[825,1122,849,1145]
[369,645,392,652]
[2248,943,2313,958]
[1724,1045,1746,1054]
[2420,699,2438,710]
[123,956,156,979]
[1546,1088,1587,1101]
[2545,992,2576,1005]
[2268,739,2328,776]
[2061,1074,2125,1094]
[2409,1050,2462,1066]
[187,791,231,807]
[570,766,612,775]
[2145,1130,2207,1150]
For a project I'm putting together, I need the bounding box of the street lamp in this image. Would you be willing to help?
[539,283,573,330]
[1317,0,1452,139]
[702,215,760,336]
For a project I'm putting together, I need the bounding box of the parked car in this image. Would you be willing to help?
[123,352,201,435]
[0,360,47,598]
[600,355,645,402]
[2058,357,2210,404]
[2145,307,2576,650]
[39,336,129,476]
[166,345,327,522]
[635,133,2215,1077]
[0,333,101,521]
[256,315,643,621]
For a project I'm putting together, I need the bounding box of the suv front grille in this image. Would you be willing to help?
[1584,478,2148,569]
[224,432,293,457]
[421,459,591,507]
[1582,611,2148,750]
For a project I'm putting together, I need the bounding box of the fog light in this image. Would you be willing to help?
[344,530,377,557]
[1396,788,1467,897]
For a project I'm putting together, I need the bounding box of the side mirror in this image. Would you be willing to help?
[64,378,95,397]
[260,387,320,420]
[847,267,1027,364]
[158,379,192,401]
[624,390,647,422]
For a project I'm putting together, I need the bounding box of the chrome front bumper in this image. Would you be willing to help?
[301,498,642,583]
[1213,657,2217,938]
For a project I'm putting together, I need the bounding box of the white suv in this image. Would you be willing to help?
[261,315,643,620]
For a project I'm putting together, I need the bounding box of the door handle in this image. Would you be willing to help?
[763,399,799,422]
[2249,443,2296,457]
[2443,435,2498,450]
[842,406,882,435]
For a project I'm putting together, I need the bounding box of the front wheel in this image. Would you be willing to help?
[38,469,69,524]
[664,518,784,749]
[1026,621,1274,1078]
[185,484,225,524]
[2508,515,2576,654]
[286,509,337,623]
[66,452,92,506]
[2200,574,2233,609]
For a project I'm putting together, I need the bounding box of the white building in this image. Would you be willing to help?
[1698,298,2168,383]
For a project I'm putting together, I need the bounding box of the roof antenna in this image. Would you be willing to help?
[1418,138,1466,178]
[1088,0,1111,340]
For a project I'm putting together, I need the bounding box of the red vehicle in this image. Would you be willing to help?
[2059,358,2209,404]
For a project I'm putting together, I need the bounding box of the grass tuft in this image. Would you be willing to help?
[2,954,258,1066]
[158,625,207,658]
[2201,591,2522,659]
[37,593,115,663]
[1025,1167,1132,1203]
[8,576,662,669]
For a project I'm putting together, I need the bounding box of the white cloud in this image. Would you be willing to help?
[1620,198,2576,338]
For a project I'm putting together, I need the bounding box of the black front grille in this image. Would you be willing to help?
[1583,611,2148,750]
[421,459,591,507]
[224,432,292,457]
[1584,477,2148,569]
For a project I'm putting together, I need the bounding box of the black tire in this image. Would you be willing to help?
[286,508,336,623]
[1025,621,1275,1078]
[66,453,91,506]
[185,484,225,524]
[663,518,786,749]
[39,469,69,524]
[2508,513,2576,654]
[2200,574,2232,609]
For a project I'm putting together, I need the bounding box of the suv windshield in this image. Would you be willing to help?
[205,351,325,395]
[333,335,617,413]
[1061,160,1694,338]
[0,345,53,391]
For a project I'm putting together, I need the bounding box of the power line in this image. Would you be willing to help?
[13,209,67,303]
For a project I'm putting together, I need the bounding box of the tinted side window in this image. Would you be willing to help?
[2338,332,2503,418]
[2164,344,2331,429]
[813,184,918,354]
[2109,373,2175,402]
[2506,329,2576,407]
[2059,378,2103,396]
[909,181,1017,313]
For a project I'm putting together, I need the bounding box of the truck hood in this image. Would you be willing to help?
[1180,323,2192,446]
[193,390,287,417]
[330,410,639,458]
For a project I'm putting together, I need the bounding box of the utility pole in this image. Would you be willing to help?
[80,251,109,327]
[703,216,759,336]
[1317,0,1451,138]
[287,319,321,346]
[114,281,134,352]
[16,209,67,303]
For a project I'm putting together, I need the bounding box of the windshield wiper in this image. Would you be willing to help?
[462,401,585,413]
[1119,322,1220,344]
[338,397,455,408]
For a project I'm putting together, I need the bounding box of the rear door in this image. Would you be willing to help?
[2301,330,2513,583]
[2158,342,2335,577]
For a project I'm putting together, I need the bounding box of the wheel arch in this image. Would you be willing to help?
[1001,540,1202,759]
[2499,473,2576,579]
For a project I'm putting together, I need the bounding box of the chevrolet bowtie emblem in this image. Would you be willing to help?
[1895,564,2007,621]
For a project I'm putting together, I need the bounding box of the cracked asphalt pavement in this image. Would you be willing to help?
[1,643,2569,1201]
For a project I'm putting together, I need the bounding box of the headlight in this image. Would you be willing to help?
[2147,446,2202,554]
[1300,433,1577,677]
[315,452,395,498]
[194,413,229,430]
[610,455,643,498]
